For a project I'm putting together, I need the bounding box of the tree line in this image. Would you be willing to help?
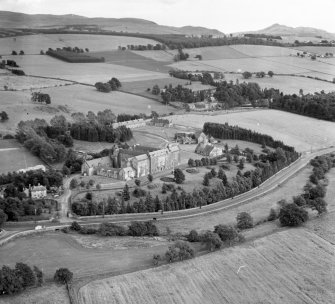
[270,91,335,122]
[119,43,166,51]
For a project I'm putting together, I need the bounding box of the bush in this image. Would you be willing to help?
[236,212,253,230]
[99,222,127,236]
[308,197,327,214]
[174,168,185,184]
[152,254,161,266]
[134,179,141,187]
[70,221,81,231]
[214,224,239,245]
[279,203,309,227]
[133,187,147,198]
[267,208,278,221]
[148,174,153,182]
[79,227,98,235]
[165,241,194,263]
[187,229,200,242]
[54,268,73,285]
[201,231,222,251]
[128,221,159,236]
[15,262,36,288]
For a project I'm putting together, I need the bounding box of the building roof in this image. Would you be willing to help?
[134,154,149,161]
[85,156,112,168]
[31,185,46,192]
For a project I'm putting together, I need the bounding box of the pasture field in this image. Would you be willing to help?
[0,75,73,91]
[223,74,335,94]
[0,284,70,304]
[231,44,296,57]
[0,139,43,174]
[293,46,335,54]
[0,232,170,280]
[169,110,335,152]
[90,50,170,73]
[3,55,168,84]
[40,84,177,115]
[77,228,334,304]
[132,50,175,62]
[0,34,159,55]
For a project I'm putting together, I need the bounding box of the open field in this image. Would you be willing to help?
[292,46,335,54]
[0,34,159,55]
[0,75,73,91]
[77,228,335,304]
[223,74,335,94]
[132,50,175,62]
[0,232,170,280]
[0,284,70,304]
[3,55,168,84]
[169,110,335,152]
[91,50,170,73]
[231,44,296,57]
[0,139,43,174]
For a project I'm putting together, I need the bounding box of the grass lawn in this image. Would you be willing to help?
[0,139,42,174]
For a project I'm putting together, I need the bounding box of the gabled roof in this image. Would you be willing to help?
[31,185,46,192]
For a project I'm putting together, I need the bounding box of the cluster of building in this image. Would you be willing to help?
[0,184,48,200]
[110,118,172,129]
[81,143,180,181]
[195,132,223,157]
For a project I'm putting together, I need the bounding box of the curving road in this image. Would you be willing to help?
[1,146,334,242]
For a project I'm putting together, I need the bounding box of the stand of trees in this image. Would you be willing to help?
[0,263,43,296]
[31,92,51,105]
[119,43,166,51]
[95,77,122,93]
[270,91,335,122]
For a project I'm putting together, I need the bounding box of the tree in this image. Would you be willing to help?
[15,263,36,288]
[69,178,78,189]
[11,50,17,55]
[19,50,24,55]
[174,168,185,184]
[151,84,160,95]
[40,50,45,55]
[0,111,9,121]
[187,229,199,242]
[210,168,217,178]
[279,203,308,227]
[203,173,210,186]
[214,224,239,245]
[236,212,253,230]
[152,254,161,266]
[33,266,44,286]
[135,179,141,187]
[308,197,327,214]
[202,231,222,251]
[165,241,194,263]
[237,158,245,170]
[122,184,130,201]
[54,268,73,285]
[292,195,306,207]
[148,174,153,183]
[0,209,8,227]
[0,265,23,295]
[268,208,278,221]
[242,71,252,79]
[268,71,274,77]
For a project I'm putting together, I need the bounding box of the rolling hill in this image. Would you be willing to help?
[0,11,224,36]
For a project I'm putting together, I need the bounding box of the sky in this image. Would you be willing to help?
[0,0,334,33]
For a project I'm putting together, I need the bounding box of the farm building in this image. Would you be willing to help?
[30,184,47,199]
[195,143,223,157]
[81,143,180,181]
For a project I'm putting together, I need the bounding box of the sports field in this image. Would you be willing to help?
[77,228,334,304]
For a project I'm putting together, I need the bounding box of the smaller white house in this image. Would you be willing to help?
[30,184,47,199]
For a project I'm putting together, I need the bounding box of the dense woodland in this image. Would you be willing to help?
[270,91,335,121]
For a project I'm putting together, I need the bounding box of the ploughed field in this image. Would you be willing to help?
[77,228,335,304]
[169,110,335,152]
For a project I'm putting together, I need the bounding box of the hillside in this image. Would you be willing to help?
[246,23,335,39]
[0,11,224,36]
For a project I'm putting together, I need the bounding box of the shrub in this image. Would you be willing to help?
[152,254,161,266]
[128,221,159,236]
[134,179,141,187]
[267,208,278,221]
[187,229,200,242]
[308,197,327,214]
[133,187,147,198]
[15,262,36,288]
[54,268,73,285]
[165,241,194,263]
[79,227,98,235]
[174,168,185,184]
[292,195,306,207]
[279,203,309,227]
[236,212,253,230]
[99,222,127,236]
[201,231,223,251]
[214,224,239,245]
[70,221,81,231]
[148,174,153,182]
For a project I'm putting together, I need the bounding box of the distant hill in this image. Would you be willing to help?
[244,23,335,40]
[0,11,225,36]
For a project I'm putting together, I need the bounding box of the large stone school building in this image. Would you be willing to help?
[81,143,180,181]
